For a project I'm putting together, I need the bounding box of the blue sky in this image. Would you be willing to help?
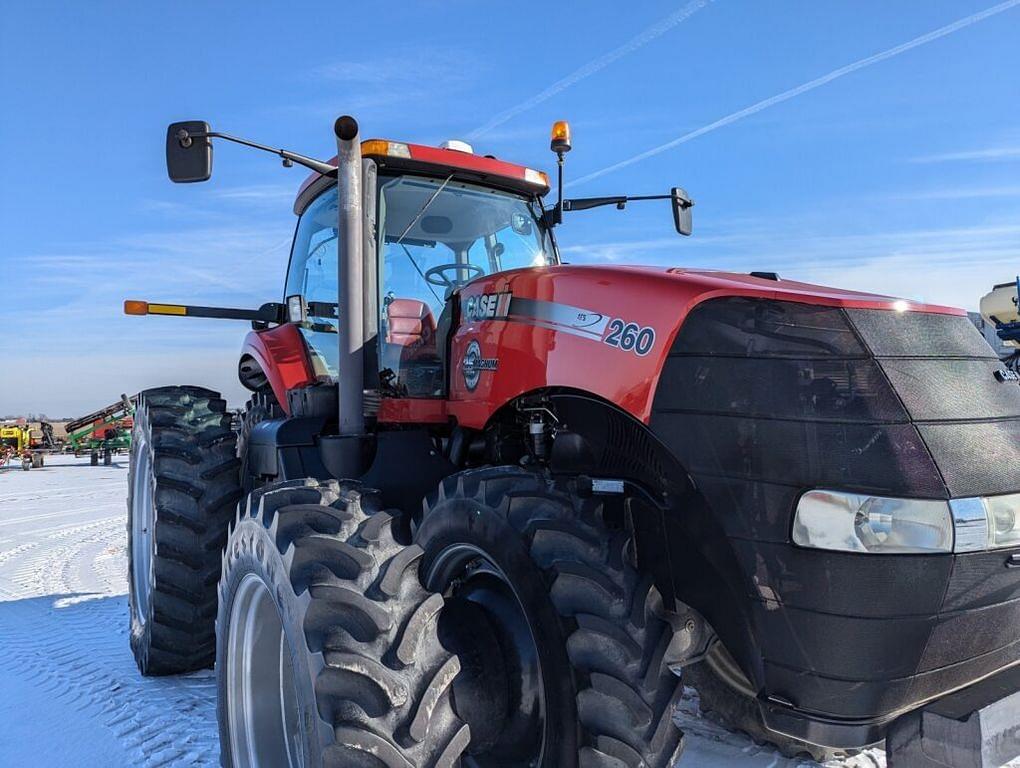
[2,0,1019,416]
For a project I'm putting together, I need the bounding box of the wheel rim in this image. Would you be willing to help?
[130,435,154,623]
[227,573,304,768]
[427,545,547,767]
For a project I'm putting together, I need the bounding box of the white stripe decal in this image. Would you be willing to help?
[507,297,609,337]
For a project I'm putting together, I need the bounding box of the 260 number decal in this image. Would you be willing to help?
[604,318,655,356]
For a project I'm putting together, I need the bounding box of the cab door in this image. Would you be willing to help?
[284,189,340,379]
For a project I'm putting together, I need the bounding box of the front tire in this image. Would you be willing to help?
[416,467,684,768]
[217,479,469,768]
[128,386,242,675]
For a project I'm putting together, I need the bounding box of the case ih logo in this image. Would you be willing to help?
[461,340,498,391]
[465,292,512,322]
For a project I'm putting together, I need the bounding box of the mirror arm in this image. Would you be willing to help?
[562,192,694,211]
[554,190,694,236]
[188,130,334,175]
[563,193,688,212]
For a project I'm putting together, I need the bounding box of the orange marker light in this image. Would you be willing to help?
[361,139,411,159]
[361,139,389,157]
[124,300,149,316]
[550,120,572,153]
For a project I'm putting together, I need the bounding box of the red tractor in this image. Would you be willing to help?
[126,116,1020,767]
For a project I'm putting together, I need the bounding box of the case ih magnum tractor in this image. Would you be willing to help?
[126,116,1020,768]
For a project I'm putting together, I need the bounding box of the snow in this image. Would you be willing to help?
[0,455,217,767]
[0,454,993,766]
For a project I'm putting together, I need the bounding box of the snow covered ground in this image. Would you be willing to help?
[0,454,894,766]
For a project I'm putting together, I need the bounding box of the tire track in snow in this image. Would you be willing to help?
[0,594,219,767]
[0,455,217,766]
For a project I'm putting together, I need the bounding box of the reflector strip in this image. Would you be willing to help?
[147,303,187,316]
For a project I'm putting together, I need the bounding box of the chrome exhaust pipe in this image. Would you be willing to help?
[334,115,364,437]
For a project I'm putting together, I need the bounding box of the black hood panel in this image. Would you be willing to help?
[652,297,1020,504]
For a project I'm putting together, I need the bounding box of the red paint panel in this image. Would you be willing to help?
[297,141,548,202]
[404,144,545,188]
[240,324,315,414]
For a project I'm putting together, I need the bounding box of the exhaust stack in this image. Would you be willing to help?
[334,115,364,437]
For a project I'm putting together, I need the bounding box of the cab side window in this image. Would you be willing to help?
[285,191,339,379]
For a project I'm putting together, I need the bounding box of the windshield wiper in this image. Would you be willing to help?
[395,175,453,247]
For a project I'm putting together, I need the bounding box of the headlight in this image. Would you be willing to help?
[793,490,953,554]
[794,490,1020,554]
[952,494,1020,552]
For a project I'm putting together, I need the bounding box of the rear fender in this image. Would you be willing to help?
[239,324,316,414]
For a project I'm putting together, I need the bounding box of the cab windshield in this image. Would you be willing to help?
[377,174,555,316]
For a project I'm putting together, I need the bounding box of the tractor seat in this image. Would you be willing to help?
[386,298,438,357]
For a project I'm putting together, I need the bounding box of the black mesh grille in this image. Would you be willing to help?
[943,549,1020,611]
[656,413,946,497]
[919,419,1020,497]
[920,600,1020,672]
[657,357,906,422]
[880,358,1020,421]
[655,298,1020,503]
[690,476,801,542]
[847,309,996,358]
[675,297,866,358]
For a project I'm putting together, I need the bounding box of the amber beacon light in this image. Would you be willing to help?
[550,120,572,154]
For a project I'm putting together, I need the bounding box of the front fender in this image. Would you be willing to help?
[239,324,315,413]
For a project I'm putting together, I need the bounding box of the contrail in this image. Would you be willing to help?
[465,0,713,140]
[570,0,1020,186]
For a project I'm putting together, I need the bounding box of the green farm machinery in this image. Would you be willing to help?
[65,395,136,466]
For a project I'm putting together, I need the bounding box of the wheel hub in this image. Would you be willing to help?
[429,546,547,767]
[226,573,304,768]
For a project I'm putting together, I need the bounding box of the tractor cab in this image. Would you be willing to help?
[287,139,556,397]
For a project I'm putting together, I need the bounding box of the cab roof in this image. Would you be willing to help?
[294,139,550,215]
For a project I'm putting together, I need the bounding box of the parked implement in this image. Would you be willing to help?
[0,422,37,470]
[980,277,1020,373]
[125,116,1020,767]
[65,395,135,466]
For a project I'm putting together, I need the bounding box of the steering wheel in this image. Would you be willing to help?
[424,263,484,292]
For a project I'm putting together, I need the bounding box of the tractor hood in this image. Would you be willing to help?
[559,264,962,315]
[445,263,968,432]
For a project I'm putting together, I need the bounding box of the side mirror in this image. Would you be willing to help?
[166,121,213,183]
[672,187,693,236]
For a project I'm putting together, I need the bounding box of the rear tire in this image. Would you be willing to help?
[416,467,684,768]
[217,479,469,768]
[127,386,242,676]
[236,391,280,493]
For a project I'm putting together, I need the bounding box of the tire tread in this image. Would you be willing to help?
[128,386,241,676]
